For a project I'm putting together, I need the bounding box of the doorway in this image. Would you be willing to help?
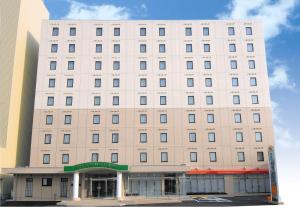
[91,178,116,198]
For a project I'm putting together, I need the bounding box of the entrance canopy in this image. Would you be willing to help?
[64,162,128,172]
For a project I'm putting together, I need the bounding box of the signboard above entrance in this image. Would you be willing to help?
[64,162,128,172]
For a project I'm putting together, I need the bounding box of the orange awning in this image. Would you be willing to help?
[186,168,269,175]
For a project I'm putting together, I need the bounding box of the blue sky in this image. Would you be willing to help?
[44,0,300,205]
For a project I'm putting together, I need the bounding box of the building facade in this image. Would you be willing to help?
[4,19,274,201]
[0,0,48,200]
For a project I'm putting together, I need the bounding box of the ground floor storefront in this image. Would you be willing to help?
[3,162,271,201]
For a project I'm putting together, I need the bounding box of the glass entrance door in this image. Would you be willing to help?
[91,179,116,198]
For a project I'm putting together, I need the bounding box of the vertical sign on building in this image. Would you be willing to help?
[268,146,279,203]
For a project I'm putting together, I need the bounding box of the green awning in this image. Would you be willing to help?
[64,162,128,172]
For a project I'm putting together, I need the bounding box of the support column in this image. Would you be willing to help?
[116,172,123,200]
[73,172,80,201]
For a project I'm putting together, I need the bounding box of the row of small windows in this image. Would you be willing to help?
[42,150,264,165]
[43,131,263,145]
[51,26,253,37]
[50,43,255,53]
[49,59,256,71]
[45,112,262,125]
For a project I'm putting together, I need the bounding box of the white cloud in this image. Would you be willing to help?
[63,0,131,20]
[269,63,296,90]
[218,0,298,40]
[271,101,300,149]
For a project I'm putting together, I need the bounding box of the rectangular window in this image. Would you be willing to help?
[229,43,236,52]
[140,133,147,143]
[159,78,166,87]
[140,96,147,105]
[206,95,213,105]
[186,61,193,70]
[63,134,70,144]
[52,27,59,36]
[253,113,261,123]
[50,61,57,70]
[42,178,52,186]
[93,115,100,124]
[255,132,262,142]
[96,44,102,53]
[236,132,243,142]
[46,115,53,125]
[47,96,54,106]
[94,96,101,106]
[161,152,168,162]
[65,96,73,106]
[246,27,253,35]
[159,61,166,70]
[186,44,193,52]
[159,44,166,53]
[204,60,211,69]
[248,60,256,69]
[250,77,257,86]
[160,114,167,123]
[51,44,58,53]
[113,44,120,53]
[160,96,167,105]
[68,61,74,70]
[190,152,197,162]
[189,132,196,142]
[204,44,210,52]
[188,114,195,123]
[67,78,73,88]
[232,78,239,87]
[140,27,146,36]
[228,27,235,35]
[252,95,259,104]
[43,154,50,164]
[113,78,120,88]
[114,28,120,36]
[237,152,245,162]
[209,152,217,162]
[160,133,167,142]
[112,133,119,143]
[208,132,215,142]
[247,43,254,52]
[96,27,103,36]
[185,27,192,36]
[94,78,101,87]
[188,96,195,105]
[203,27,209,36]
[207,114,214,123]
[92,133,99,143]
[113,61,120,70]
[62,154,69,164]
[95,61,102,70]
[230,60,237,69]
[233,95,240,105]
[113,96,119,106]
[140,44,147,53]
[205,78,212,87]
[159,27,165,36]
[140,78,147,87]
[69,44,75,53]
[44,134,52,144]
[257,151,264,161]
[234,113,242,123]
[111,153,118,163]
[140,61,147,70]
[140,152,147,162]
[140,114,147,124]
[91,153,99,162]
[112,114,119,124]
[69,27,76,36]
[64,115,72,124]
[187,78,194,87]
[25,178,33,197]
[48,78,55,88]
